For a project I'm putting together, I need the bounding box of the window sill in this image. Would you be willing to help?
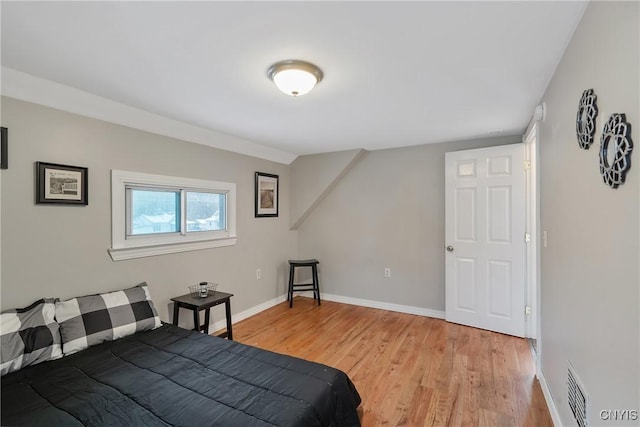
[108,236,237,261]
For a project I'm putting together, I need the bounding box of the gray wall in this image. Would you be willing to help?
[538,1,639,425]
[0,97,297,329]
[296,135,518,311]
[290,149,364,229]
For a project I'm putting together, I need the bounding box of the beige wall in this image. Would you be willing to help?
[296,135,518,311]
[0,97,297,329]
[539,1,639,425]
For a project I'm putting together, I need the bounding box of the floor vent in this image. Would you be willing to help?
[568,363,588,427]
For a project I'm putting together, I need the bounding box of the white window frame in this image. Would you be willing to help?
[109,170,237,261]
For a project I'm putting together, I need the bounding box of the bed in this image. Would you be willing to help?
[1,323,361,426]
[0,286,361,426]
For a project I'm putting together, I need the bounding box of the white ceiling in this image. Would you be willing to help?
[1,1,586,160]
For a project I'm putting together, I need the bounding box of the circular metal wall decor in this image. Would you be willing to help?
[576,89,598,149]
[599,113,633,188]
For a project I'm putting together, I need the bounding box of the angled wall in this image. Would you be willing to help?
[289,149,365,229]
[296,135,518,312]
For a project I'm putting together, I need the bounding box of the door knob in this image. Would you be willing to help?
[446,245,454,252]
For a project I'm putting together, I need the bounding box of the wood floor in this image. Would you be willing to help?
[229,297,553,427]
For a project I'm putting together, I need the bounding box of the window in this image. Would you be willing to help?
[185,191,226,233]
[109,170,237,261]
[128,188,180,236]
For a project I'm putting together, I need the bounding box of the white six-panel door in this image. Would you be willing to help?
[445,144,526,337]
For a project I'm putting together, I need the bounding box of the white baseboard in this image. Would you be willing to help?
[318,292,445,319]
[207,294,287,333]
[538,371,562,427]
[207,291,445,333]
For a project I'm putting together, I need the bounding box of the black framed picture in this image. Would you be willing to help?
[1,127,7,170]
[255,172,279,217]
[36,162,88,205]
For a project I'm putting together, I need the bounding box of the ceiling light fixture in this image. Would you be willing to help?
[267,60,323,97]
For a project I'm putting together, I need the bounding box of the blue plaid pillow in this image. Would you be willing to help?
[55,283,161,355]
[1,298,62,375]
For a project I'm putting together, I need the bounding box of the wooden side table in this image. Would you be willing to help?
[171,291,234,340]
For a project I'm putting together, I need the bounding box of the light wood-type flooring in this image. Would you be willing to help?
[229,297,553,427]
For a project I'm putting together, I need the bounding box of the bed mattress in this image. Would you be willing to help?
[1,324,361,426]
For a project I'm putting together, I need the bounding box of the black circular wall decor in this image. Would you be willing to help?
[599,113,633,188]
[576,89,598,149]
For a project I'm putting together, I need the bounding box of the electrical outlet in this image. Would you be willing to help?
[384,268,391,278]
[256,268,261,280]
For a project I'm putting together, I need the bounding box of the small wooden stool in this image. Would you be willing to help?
[288,259,320,308]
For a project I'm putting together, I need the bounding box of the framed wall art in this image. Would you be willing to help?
[255,172,279,217]
[1,127,7,169]
[36,162,88,205]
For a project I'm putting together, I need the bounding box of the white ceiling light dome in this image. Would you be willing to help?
[267,60,323,97]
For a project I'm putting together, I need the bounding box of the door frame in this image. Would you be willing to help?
[523,104,544,355]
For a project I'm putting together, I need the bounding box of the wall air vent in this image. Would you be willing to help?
[568,362,588,427]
